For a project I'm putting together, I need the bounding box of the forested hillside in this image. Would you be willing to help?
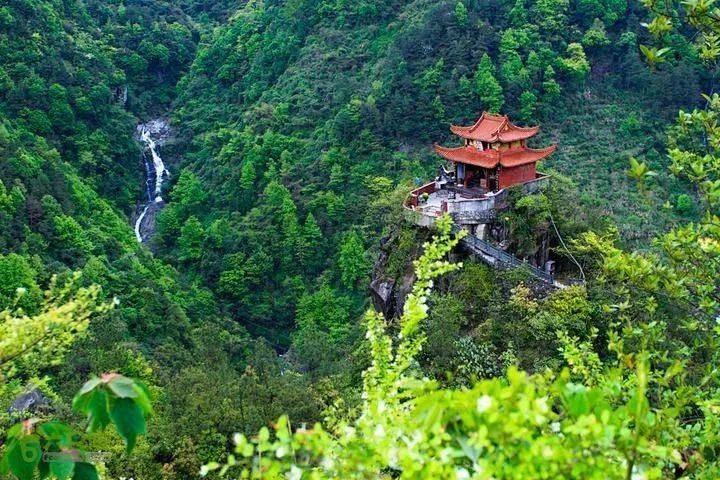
[1,0,719,477]
[0,1,322,477]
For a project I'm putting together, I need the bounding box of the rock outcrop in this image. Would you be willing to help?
[369,230,423,320]
[8,388,50,416]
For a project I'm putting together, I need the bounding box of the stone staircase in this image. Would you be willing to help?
[452,227,565,288]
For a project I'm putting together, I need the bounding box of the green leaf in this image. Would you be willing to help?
[0,450,10,475]
[72,392,91,413]
[38,422,74,449]
[200,462,220,476]
[565,388,590,417]
[50,459,75,480]
[77,377,101,395]
[7,423,23,438]
[107,376,139,399]
[71,463,99,480]
[639,44,669,65]
[7,434,42,480]
[131,381,153,415]
[38,459,50,479]
[86,389,112,432]
[109,397,146,452]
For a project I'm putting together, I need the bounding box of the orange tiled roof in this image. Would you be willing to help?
[450,112,539,143]
[433,144,556,168]
[433,145,498,168]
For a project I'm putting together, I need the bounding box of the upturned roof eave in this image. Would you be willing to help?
[433,143,556,168]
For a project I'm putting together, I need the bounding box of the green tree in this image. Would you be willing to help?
[559,43,591,84]
[156,205,183,243]
[172,170,208,217]
[0,253,42,312]
[500,51,531,91]
[48,84,74,131]
[518,90,537,121]
[626,156,657,195]
[422,293,467,377]
[508,0,527,26]
[218,253,253,302]
[295,285,352,345]
[474,54,504,113]
[430,95,445,121]
[0,274,103,379]
[533,0,569,33]
[292,285,353,372]
[218,249,273,318]
[415,59,445,93]
[239,157,257,209]
[178,216,206,262]
[454,2,468,26]
[675,193,695,215]
[300,213,324,272]
[541,66,561,103]
[53,215,93,260]
[337,231,370,290]
[0,180,21,214]
[582,19,610,49]
[526,51,543,79]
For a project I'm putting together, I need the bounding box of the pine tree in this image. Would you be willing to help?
[261,181,302,272]
[474,54,504,113]
[338,231,370,290]
[280,197,301,274]
[301,213,324,273]
[499,51,531,91]
[456,75,477,118]
[454,2,468,26]
[519,90,537,121]
[239,158,256,193]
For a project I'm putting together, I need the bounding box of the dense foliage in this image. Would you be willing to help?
[1,0,719,477]
[206,215,720,479]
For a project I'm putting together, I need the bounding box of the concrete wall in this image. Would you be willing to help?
[404,174,550,228]
[405,182,437,207]
[447,196,496,213]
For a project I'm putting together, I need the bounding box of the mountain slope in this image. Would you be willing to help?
[162,0,705,343]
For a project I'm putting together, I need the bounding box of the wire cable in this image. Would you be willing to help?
[548,209,586,284]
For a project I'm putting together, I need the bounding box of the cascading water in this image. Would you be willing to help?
[134,119,170,243]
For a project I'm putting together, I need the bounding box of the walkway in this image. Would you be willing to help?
[452,226,565,288]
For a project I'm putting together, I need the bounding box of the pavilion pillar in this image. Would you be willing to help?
[456,163,465,183]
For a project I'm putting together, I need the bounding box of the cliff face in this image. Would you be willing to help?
[370,219,556,320]
[369,267,416,321]
[369,228,425,320]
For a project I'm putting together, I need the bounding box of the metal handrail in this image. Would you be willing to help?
[452,227,554,283]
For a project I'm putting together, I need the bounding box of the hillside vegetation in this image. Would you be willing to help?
[1,0,719,477]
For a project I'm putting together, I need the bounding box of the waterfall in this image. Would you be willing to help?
[134,119,170,243]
